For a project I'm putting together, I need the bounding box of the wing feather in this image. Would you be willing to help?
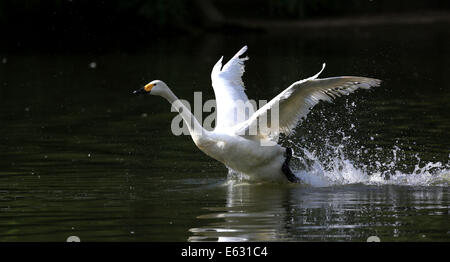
[234,64,381,141]
[211,46,254,130]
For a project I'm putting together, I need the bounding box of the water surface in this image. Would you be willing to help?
[0,24,449,241]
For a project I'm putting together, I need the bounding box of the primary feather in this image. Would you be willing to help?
[211,46,255,129]
[234,63,381,141]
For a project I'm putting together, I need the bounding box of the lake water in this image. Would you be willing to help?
[0,24,449,241]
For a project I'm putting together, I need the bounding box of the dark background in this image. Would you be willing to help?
[1,0,450,51]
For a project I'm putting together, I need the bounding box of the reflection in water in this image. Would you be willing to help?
[189,183,448,242]
[189,183,290,242]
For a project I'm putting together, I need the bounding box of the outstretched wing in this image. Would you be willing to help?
[211,46,255,130]
[234,63,381,141]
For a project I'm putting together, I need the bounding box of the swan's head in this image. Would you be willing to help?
[133,80,169,97]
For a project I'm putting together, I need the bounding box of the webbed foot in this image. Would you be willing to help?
[282,147,301,183]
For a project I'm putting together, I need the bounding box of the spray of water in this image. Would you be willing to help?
[227,98,450,187]
[292,142,449,187]
[286,99,450,187]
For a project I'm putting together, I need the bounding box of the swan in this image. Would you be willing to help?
[133,46,381,183]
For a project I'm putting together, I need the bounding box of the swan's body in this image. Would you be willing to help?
[134,46,381,183]
[195,130,288,182]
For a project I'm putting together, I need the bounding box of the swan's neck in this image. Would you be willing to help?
[162,89,207,142]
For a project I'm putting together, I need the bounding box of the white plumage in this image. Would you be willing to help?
[211,46,254,129]
[136,46,381,183]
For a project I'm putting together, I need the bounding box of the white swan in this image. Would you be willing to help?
[133,46,381,183]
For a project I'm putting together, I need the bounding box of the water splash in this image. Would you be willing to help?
[225,134,450,187]
[275,96,450,187]
[292,144,450,187]
[227,97,449,187]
